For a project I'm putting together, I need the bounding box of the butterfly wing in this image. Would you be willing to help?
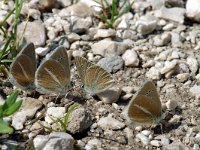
[9,43,36,90]
[74,56,93,83]
[137,81,162,114]
[35,46,71,95]
[84,65,115,95]
[127,95,162,123]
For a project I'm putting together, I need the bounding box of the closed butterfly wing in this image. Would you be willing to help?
[84,65,115,95]
[137,81,161,114]
[35,46,71,95]
[9,43,36,90]
[75,56,93,82]
[124,81,162,124]
[127,95,162,123]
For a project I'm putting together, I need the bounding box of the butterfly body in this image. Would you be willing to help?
[123,81,162,125]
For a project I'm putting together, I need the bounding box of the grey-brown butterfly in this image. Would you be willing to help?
[35,46,71,95]
[123,80,163,124]
[9,43,36,90]
[75,56,115,96]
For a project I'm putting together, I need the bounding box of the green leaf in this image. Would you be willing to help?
[5,90,19,106]
[0,119,13,134]
[3,100,22,117]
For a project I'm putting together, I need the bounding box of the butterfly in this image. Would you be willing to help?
[75,56,115,96]
[123,81,163,124]
[35,46,71,95]
[9,43,36,90]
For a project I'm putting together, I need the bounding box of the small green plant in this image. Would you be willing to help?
[0,0,25,75]
[0,90,22,134]
[39,103,79,132]
[93,0,134,28]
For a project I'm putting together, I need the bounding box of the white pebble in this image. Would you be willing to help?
[136,133,149,145]
[165,99,178,110]
[150,140,161,147]
[141,130,152,136]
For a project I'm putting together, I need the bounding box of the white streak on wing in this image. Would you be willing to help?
[44,67,62,87]
[18,62,29,80]
[134,104,153,117]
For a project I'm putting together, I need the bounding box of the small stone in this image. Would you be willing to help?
[94,29,116,39]
[165,99,178,110]
[160,60,177,74]
[169,115,181,123]
[97,114,125,130]
[97,56,124,73]
[136,133,149,145]
[122,49,139,67]
[121,86,135,93]
[12,98,43,130]
[121,93,133,101]
[97,86,122,104]
[186,0,200,22]
[72,50,86,57]
[153,32,171,46]
[171,32,182,48]
[35,47,50,56]
[135,126,143,131]
[176,73,189,82]
[155,7,186,24]
[33,135,49,150]
[141,130,151,136]
[190,85,200,99]
[146,0,164,9]
[68,33,80,43]
[163,23,174,31]
[187,56,198,75]
[150,140,161,147]
[146,67,161,80]
[161,137,170,145]
[91,39,128,57]
[46,107,66,118]
[18,21,46,47]
[87,139,102,149]
[117,19,129,29]
[67,107,92,134]
[136,14,157,35]
[163,141,191,150]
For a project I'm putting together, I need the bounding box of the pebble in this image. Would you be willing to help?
[35,47,50,56]
[146,67,161,80]
[117,19,129,29]
[18,21,46,46]
[141,130,151,136]
[67,107,92,134]
[46,107,66,118]
[186,0,200,22]
[94,29,116,39]
[122,49,139,67]
[12,98,43,130]
[150,140,161,147]
[136,133,149,145]
[160,60,177,74]
[187,56,198,75]
[97,85,122,104]
[190,85,200,99]
[91,39,128,57]
[136,14,157,35]
[176,73,189,82]
[72,50,86,57]
[97,56,124,73]
[153,32,171,46]
[121,86,135,93]
[165,99,178,110]
[97,114,125,130]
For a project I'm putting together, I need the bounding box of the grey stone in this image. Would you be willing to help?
[67,107,92,134]
[92,39,128,57]
[94,29,116,39]
[18,21,46,47]
[190,85,200,99]
[97,114,125,130]
[97,56,124,73]
[186,0,200,22]
[12,98,43,130]
[146,0,164,10]
[171,32,182,48]
[122,49,139,67]
[136,133,149,145]
[136,14,157,35]
[35,47,50,56]
[153,32,171,46]
[155,7,186,24]
[187,56,198,75]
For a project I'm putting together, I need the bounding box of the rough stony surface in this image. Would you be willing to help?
[0,0,200,149]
